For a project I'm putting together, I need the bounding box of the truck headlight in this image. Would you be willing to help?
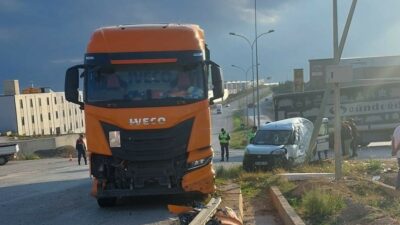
[109,131,121,148]
[187,156,212,171]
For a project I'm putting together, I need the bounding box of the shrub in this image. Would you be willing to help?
[301,189,345,224]
[215,165,242,180]
[365,159,383,175]
[18,153,40,160]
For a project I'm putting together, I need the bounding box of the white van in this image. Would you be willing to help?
[243,117,313,170]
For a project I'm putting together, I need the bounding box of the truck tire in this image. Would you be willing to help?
[0,157,8,166]
[97,197,117,208]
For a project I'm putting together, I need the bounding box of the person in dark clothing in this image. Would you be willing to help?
[341,122,353,156]
[76,134,87,165]
[348,119,359,157]
[219,128,230,162]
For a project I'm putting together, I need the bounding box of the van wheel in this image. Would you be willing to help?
[0,157,7,166]
[97,197,117,207]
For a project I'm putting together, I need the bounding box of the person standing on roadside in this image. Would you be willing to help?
[348,119,359,157]
[219,128,230,162]
[341,121,353,156]
[76,134,87,165]
[391,124,400,190]
[247,126,257,144]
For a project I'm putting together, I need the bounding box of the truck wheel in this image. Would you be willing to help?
[97,197,117,207]
[0,157,7,166]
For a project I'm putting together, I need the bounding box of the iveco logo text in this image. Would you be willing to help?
[129,117,166,126]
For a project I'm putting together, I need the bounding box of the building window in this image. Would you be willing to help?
[47,97,50,105]
[41,129,44,135]
[64,125,66,132]
[39,98,42,106]
[40,114,43,122]
[63,110,65,117]
[48,113,51,120]
[54,97,57,104]
[75,108,77,115]
[69,110,71,116]
[76,121,78,128]
[31,115,35,124]
[61,97,64,103]
[30,99,33,107]
[21,117,25,126]
[70,123,72,130]
[56,111,59,119]
[81,120,84,127]
[20,100,23,109]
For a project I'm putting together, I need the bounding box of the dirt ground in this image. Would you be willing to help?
[242,193,282,225]
[287,178,400,225]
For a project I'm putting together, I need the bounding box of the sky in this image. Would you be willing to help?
[1,0,400,91]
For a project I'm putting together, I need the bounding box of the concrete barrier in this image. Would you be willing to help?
[269,186,305,225]
[12,134,79,155]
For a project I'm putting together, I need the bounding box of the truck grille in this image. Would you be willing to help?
[101,118,193,162]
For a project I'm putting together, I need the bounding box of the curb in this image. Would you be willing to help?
[219,183,243,222]
[269,186,305,225]
[361,178,400,197]
[279,173,334,181]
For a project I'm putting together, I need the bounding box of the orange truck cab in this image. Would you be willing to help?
[65,24,224,207]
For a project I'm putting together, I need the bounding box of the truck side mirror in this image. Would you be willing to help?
[65,65,84,109]
[209,62,224,104]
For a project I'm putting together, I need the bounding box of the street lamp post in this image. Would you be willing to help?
[232,65,254,127]
[229,29,274,126]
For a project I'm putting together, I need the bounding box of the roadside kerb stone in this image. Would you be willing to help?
[269,186,305,225]
[218,183,243,222]
[361,178,400,197]
[279,173,335,181]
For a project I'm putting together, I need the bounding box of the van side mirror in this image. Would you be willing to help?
[208,62,224,104]
[65,65,84,109]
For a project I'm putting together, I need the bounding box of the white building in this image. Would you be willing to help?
[0,80,85,136]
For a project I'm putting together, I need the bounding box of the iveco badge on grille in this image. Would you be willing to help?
[129,117,167,126]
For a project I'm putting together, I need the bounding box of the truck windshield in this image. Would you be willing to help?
[85,63,206,107]
[252,130,293,145]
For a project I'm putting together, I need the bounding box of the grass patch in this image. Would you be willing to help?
[229,111,250,149]
[301,189,345,224]
[215,165,242,180]
[240,170,295,198]
[18,153,40,160]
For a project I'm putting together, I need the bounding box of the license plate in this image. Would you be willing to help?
[254,161,268,166]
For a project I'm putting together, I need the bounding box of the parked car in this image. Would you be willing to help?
[216,104,223,114]
[242,117,314,171]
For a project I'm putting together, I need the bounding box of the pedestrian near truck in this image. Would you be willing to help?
[391,124,400,190]
[247,126,257,144]
[219,128,230,162]
[341,121,353,157]
[348,119,359,157]
[76,134,87,165]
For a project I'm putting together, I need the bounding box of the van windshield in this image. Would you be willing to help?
[252,130,293,145]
